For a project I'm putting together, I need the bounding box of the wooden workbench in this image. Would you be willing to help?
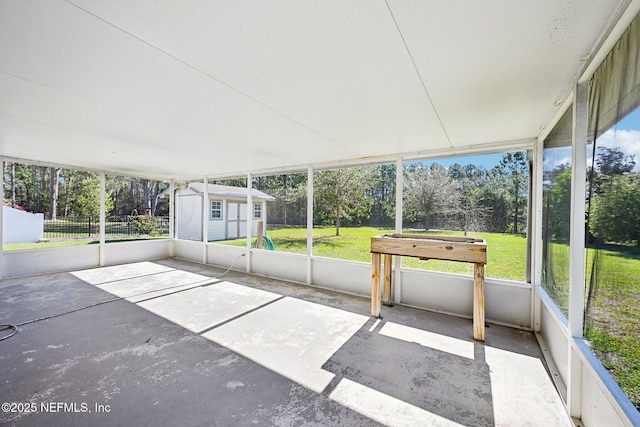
[370,234,488,341]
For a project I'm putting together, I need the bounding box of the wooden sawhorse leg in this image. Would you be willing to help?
[473,263,485,341]
[382,254,392,306]
[371,253,381,317]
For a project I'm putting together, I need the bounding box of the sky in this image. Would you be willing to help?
[544,106,640,173]
[411,106,640,173]
[411,152,505,171]
[617,106,640,131]
[601,106,640,171]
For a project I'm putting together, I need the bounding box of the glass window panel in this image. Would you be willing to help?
[585,106,640,411]
[211,200,222,220]
[541,107,573,316]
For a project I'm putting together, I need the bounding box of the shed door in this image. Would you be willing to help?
[227,202,247,239]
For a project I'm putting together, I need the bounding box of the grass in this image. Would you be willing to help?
[544,241,640,410]
[4,239,99,250]
[3,237,168,251]
[3,217,169,251]
[220,226,527,281]
[584,246,640,410]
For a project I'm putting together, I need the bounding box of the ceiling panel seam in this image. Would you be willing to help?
[63,0,361,158]
[384,0,453,149]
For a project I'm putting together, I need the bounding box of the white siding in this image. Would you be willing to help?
[177,194,202,241]
[177,193,270,242]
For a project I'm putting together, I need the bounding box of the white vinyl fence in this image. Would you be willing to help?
[3,206,44,244]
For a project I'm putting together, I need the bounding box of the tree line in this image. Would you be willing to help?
[544,146,639,247]
[223,151,529,236]
[5,151,530,236]
[3,162,169,219]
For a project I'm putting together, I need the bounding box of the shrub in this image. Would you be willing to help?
[131,215,161,236]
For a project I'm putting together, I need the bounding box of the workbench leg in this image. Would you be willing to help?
[371,253,381,317]
[382,254,392,306]
[473,263,485,341]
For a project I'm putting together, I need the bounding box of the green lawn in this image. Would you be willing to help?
[543,241,640,410]
[3,217,169,251]
[584,246,640,410]
[4,239,99,250]
[220,226,527,281]
[3,237,168,251]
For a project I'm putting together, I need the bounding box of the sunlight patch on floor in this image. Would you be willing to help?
[329,377,465,427]
[138,281,281,333]
[71,261,174,285]
[485,346,572,427]
[95,269,213,302]
[203,297,368,393]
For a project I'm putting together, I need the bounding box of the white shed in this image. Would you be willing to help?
[175,182,274,242]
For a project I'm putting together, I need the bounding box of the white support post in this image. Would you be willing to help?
[567,81,588,418]
[99,173,106,266]
[246,173,253,272]
[525,150,533,283]
[0,161,4,279]
[202,178,208,264]
[169,180,175,257]
[532,137,545,332]
[394,157,403,303]
[306,166,314,285]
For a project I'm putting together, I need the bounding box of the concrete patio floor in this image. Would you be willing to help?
[0,258,571,426]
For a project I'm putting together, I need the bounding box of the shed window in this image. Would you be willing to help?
[253,203,262,219]
[211,200,222,220]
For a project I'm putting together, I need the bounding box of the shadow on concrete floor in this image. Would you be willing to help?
[0,258,569,426]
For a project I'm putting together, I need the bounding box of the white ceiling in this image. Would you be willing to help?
[0,0,633,180]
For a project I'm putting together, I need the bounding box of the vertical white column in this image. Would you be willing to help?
[202,178,208,264]
[99,172,106,266]
[169,179,175,257]
[246,173,253,272]
[532,138,545,332]
[567,82,588,418]
[0,161,4,279]
[525,150,533,283]
[394,157,403,303]
[306,166,314,285]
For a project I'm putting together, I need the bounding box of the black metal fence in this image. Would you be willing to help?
[43,216,170,240]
